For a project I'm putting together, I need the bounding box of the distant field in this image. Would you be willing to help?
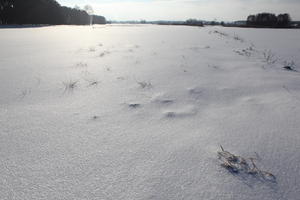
[0,24,300,200]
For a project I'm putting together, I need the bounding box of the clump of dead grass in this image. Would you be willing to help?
[233,34,245,42]
[262,50,277,64]
[63,80,79,93]
[218,145,276,182]
[210,30,229,37]
[84,78,100,87]
[283,60,297,71]
[137,81,152,89]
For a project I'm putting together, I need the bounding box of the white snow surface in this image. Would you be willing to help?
[0,24,300,200]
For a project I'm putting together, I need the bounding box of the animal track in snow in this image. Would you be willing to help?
[89,46,96,52]
[163,105,197,118]
[151,93,174,105]
[128,103,142,108]
[188,87,204,100]
[99,51,110,57]
[75,62,88,68]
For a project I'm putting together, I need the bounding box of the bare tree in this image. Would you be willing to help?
[74,5,81,10]
[84,5,94,25]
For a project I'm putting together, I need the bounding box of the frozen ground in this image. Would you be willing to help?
[0,24,300,200]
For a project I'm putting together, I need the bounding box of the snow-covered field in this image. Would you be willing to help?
[0,24,300,200]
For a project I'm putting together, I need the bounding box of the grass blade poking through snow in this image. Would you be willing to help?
[63,80,79,93]
[218,145,276,183]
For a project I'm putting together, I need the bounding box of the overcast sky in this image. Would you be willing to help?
[57,0,300,21]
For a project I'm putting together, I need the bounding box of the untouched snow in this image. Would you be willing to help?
[0,24,300,200]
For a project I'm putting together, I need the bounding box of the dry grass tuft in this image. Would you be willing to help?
[63,80,79,93]
[218,145,276,182]
[233,34,245,42]
[85,78,100,87]
[137,81,152,89]
[283,60,297,71]
[210,30,229,37]
[20,88,31,99]
[262,50,277,64]
[76,62,88,68]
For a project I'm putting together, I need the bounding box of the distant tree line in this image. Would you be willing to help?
[184,19,203,26]
[247,13,291,27]
[156,19,203,27]
[0,0,106,25]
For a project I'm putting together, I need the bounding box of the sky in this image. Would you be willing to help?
[57,0,300,21]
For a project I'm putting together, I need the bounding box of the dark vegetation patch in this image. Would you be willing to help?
[0,0,106,25]
[218,146,276,183]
